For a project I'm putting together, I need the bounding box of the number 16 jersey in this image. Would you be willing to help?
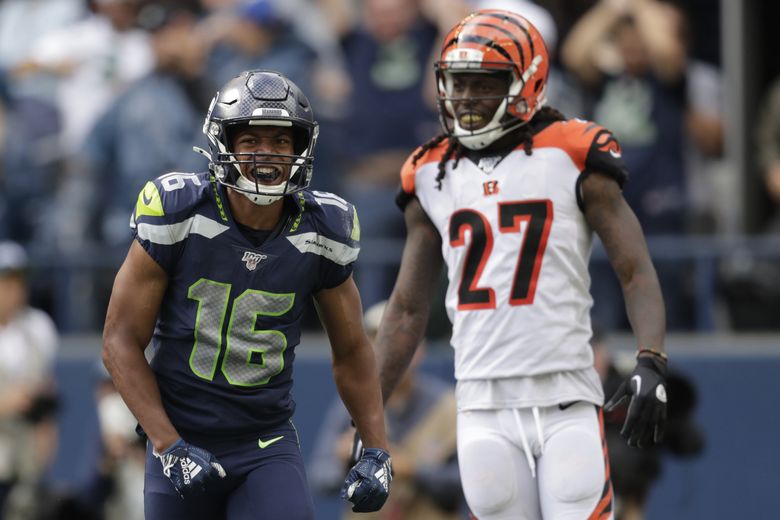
[131,172,360,440]
[399,119,628,409]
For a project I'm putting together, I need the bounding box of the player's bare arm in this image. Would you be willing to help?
[375,198,443,402]
[581,171,666,353]
[102,240,179,453]
[583,171,668,447]
[315,275,387,451]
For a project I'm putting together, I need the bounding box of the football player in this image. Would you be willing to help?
[373,10,668,520]
[102,70,391,519]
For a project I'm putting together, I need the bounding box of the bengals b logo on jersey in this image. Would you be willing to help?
[483,180,500,196]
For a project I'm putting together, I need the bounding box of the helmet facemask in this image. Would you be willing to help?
[208,118,318,206]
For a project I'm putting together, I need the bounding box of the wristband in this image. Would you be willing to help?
[636,348,668,362]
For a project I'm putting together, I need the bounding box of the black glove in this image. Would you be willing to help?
[605,355,668,448]
[340,447,392,512]
[155,439,227,497]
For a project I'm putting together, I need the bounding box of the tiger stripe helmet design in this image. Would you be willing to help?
[435,9,550,150]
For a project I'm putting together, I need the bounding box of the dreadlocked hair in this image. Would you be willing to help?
[411,133,464,191]
[517,106,567,156]
[412,106,567,191]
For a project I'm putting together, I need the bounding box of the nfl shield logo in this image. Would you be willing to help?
[241,251,267,271]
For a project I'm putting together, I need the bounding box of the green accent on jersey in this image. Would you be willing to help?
[210,175,229,222]
[135,181,164,219]
[187,279,231,380]
[221,290,295,387]
[289,192,306,232]
[351,207,361,241]
[187,280,295,387]
[257,435,284,449]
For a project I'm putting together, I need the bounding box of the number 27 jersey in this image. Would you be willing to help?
[400,119,627,406]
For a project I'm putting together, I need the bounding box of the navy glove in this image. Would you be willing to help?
[155,439,227,497]
[605,355,668,448]
[340,447,392,512]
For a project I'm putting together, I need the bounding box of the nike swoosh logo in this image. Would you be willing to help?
[609,149,622,159]
[258,435,284,449]
[631,375,642,395]
[558,401,579,410]
[141,189,154,206]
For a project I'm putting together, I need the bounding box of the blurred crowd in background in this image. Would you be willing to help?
[3,0,780,335]
[0,0,773,518]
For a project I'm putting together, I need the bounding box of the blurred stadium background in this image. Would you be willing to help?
[1,0,779,518]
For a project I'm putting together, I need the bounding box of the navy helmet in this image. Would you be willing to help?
[199,70,318,205]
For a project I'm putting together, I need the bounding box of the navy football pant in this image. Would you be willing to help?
[144,422,314,520]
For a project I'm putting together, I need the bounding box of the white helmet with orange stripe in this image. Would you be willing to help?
[435,9,550,150]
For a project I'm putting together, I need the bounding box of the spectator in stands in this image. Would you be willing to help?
[0,72,9,240]
[0,0,84,100]
[318,0,441,308]
[71,1,211,248]
[15,0,153,156]
[197,0,316,96]
[9,0,153,257]
[685,57,727,234]
[310,300,464,520]
[756,77,780,233]
[716,76,780,331]
[0,66,64,247]
[89,365,146,520]
[0,241,60,518]
[562,0,688,235]
[562,0,692,329]
[0,0,82,248]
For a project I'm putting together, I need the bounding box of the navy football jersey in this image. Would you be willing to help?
[131,171,360,439]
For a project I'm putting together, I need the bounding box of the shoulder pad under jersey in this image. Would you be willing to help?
[533,119,628,187]
[290,190,360,267]
[398,138,452,208]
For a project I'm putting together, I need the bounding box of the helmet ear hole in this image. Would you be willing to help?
[534,79,543,92]
[292,126,309,155]
[224,123,247,152]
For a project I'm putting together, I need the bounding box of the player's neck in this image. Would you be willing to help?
[226,189,285,230]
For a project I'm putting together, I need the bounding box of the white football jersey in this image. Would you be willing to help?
[400,119,627,408]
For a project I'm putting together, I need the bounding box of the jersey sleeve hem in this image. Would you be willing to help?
[133,234,174,275]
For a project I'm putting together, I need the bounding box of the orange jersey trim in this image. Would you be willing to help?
[588,408,614,520]
[400,140,449,195]
[532,119,607,172]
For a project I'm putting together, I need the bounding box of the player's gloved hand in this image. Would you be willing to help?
[340,447,392,512]
[605,354,668,448]
[155,438,227,497]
